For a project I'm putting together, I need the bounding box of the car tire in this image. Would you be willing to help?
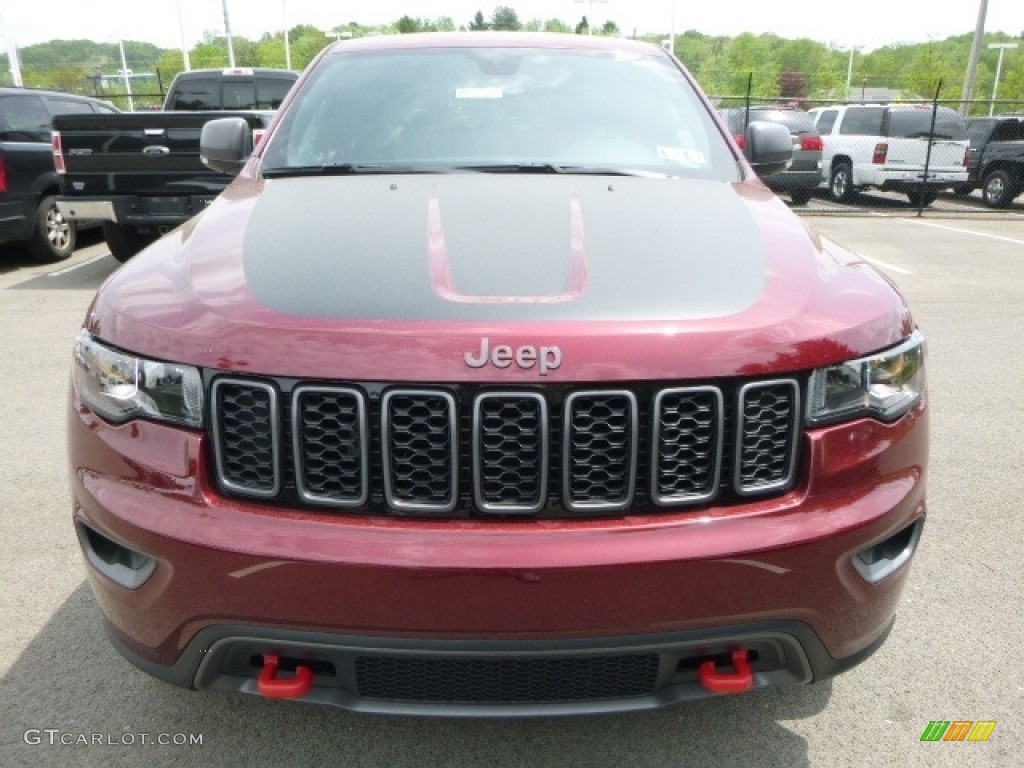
[906,189,938,207]
[981,169,1019,209]
[27,195,76,263]
[789,189,813,206]
[102,222,157,263]
[829,162,855,203]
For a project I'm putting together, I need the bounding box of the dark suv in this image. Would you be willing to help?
[0,87,118,262]
[720,107,824,205]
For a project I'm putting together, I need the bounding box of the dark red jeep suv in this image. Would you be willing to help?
[69,33,927,716]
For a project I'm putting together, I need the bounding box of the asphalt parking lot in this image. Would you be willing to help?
[1,205,1021,768]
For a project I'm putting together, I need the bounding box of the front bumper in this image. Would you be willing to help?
[69,389,927,714]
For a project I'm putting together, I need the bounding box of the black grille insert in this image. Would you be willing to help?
[473,392,548,513]
[209,378,802,514]
[382,390,458,512]
[292,386,368,507]
[355,654,660,703]
[736,380,800,494]
[211,379,279,496]
[564,390,638,512]
[652,387,724,504]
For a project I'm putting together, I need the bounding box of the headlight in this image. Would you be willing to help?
[807,330,925,426]
[73,330,203,428]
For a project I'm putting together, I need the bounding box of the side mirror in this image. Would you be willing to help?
[746,121,793,177]
[200,117,253,176]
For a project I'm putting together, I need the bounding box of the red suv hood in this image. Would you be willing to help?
[89,174,912,381]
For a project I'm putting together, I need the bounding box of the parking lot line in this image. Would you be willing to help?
[47,253,108,277]
[896,218,1024,247]
[860,255,912,275]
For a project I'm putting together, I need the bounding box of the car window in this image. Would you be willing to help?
[750,109,816,133]
[814,109,838,135]
[0,94,51,142]
[170,77,220,110]
[886,108,966,140]
[263,47,737,180]
[256,77,295,109]
[223,81,256,109]
[839,107,884,136]
[967,119,995,146]
[990,119,1022,141]
[44,98,97,117]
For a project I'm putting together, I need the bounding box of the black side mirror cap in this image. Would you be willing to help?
[200,117,253,176]
[746,121,793,177]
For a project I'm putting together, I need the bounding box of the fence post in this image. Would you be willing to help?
[918,78,943,217]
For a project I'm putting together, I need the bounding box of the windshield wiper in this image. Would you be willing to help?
[455,163,648,176]
[261,163,446,178]
[454,162,568,174]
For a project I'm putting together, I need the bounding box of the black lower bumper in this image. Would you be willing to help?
[103,618,894,717]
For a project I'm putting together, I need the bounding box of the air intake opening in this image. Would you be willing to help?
[77,522,156,589]
[854,518,924,584]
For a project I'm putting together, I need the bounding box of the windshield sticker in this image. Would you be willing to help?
[657,146,706,166]
[455,87,504,100]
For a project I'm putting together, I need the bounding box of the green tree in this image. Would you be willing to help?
[575,16,589,35]
[397,16,423,34]
[290,27,330,69]
[468,11,489,31]
[491,7,521,31]
[542,18,572,34]
[600,20,619,36]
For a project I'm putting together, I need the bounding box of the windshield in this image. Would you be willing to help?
[260,46,737,180]
[887,108,967,141]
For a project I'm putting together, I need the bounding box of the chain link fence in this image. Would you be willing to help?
[714,82,1024,217]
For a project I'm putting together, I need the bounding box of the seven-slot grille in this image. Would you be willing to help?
[210,379,801,516]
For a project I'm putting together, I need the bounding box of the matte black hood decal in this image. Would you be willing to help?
[242,175,766,322]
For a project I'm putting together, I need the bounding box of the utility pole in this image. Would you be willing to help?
[223,0,236,68]
[283,0,291,70]
[119,39,134,111]
[961,0,989,115]
[0,10,24,86]
[989,42,1019,115]
[176,0,190,71]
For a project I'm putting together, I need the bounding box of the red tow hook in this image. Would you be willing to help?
[258,654,313,699]
[698,649,754,694]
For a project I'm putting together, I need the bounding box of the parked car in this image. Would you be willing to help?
[957,115,1024,207]
[809,103,969,206]
[69,33,927,715]
[0,87,118,262]
[720,106,823,204]
[54,67,298,262]
[161,67,298,111]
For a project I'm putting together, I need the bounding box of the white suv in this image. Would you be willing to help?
[810,104,969,206]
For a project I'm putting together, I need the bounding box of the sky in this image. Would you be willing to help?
[2,0,1023,54]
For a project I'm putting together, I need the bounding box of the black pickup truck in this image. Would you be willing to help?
[959,116,1024,208]
[55,68,296,261]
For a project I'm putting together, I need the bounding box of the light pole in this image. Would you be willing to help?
[669,0,677,54]
[282,0,292,70]
[988,42,1018,116]
[176,0,190,71]
[0,10,24,86]
[573,0,608,35]
[846,46,861,100]
[222,0,236,68]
